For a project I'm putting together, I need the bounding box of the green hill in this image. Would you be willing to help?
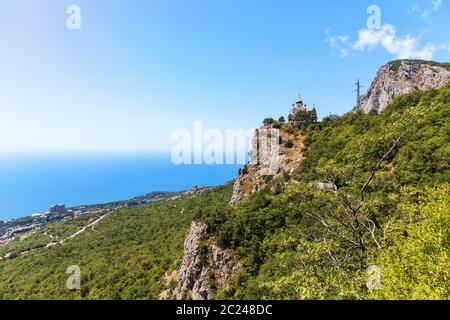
[201,83,450,299]
[0,83,449,300]
[0,184,233,299]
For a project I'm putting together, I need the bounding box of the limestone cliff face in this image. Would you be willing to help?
[359,60,450,114]
[169,59,450,300]
[230,126,305,205]
[231,60,450,206]
[172,221,241,300]
[170,126,305,298]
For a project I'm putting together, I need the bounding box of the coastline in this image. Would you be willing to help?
[0,152,243,221]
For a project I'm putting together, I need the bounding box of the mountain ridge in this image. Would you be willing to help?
[358,59,450,114]
[174,59,449,299]
[0,60,449,300]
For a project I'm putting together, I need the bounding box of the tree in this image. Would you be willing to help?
[308,108,318,123]
[370,184,450,300]
[272,121,281,129]
[293,110,308,124]
[263,118,275,126]
[285,140,294,148]
[297,91,434,270]
[278,116,286,123]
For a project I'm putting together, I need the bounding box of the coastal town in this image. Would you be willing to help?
[0,186,208,259]
[0,191,179,250]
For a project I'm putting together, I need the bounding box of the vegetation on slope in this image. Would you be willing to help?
[388,59,450,71]
[0,184,233,299]
[0,212,103,258]
[371,184,449,299]
[0,84,448,301]
[200,84,450,299]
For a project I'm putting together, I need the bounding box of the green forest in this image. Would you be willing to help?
[0,84,449,300]
[0,184,233,299]
[205,83,450,299]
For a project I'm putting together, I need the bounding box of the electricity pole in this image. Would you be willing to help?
[355,79,362,108]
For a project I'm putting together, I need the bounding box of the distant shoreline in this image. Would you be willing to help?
[0,153,243,221]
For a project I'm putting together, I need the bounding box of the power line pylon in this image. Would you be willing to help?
[354,79,363,108]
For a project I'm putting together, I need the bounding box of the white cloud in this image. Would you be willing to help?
[337,36,349,43]
[432,0,442,10]
[409,0,443,20]
[327,2,449,59]
[339,48,349,58]
[326,29,350,58]
[352,23,450,60]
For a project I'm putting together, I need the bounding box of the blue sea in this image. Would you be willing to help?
[0,153,243,221]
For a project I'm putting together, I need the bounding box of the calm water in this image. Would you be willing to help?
[0,153,242,220]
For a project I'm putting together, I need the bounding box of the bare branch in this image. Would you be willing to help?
[304,211,359,246]
[359,129,408,202]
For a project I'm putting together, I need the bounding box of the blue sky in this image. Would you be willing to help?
[0,0,449,152]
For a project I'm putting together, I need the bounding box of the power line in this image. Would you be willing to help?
[319,90,355,109]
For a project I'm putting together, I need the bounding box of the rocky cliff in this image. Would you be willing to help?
[230,125,305,205]
[170,221,241,300]
[170,59,450,300]
[169,125,305,298]
[358,60,450,114]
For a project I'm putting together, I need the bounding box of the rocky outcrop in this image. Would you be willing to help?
[312,182,338,191]
[170,59,450,300]
[172,221,241,300]
[231,61,450,205]
[359,60,450,114]
[230,126,305,205]
[185,185,207,195]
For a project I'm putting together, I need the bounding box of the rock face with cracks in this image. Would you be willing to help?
[230,126,305,205]
[172,221,241,300]
[358,60,450,114]
[171,59,450,300]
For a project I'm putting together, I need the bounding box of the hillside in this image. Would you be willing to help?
[230,123,306,205]
[0,184,233,299]
[0,61,449,300]
[202,83,450,299]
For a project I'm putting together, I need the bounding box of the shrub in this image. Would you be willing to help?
[285,140,294,148]
[272,121,281,129]
[263,118,275,126]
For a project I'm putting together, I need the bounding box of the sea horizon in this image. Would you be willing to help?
[0,152,243,221]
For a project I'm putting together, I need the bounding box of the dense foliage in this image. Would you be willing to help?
[288,108,318,125]
[0,184,233,299]
[0,84,448,300]
[370,184,449,299]
[205,84,450,299]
